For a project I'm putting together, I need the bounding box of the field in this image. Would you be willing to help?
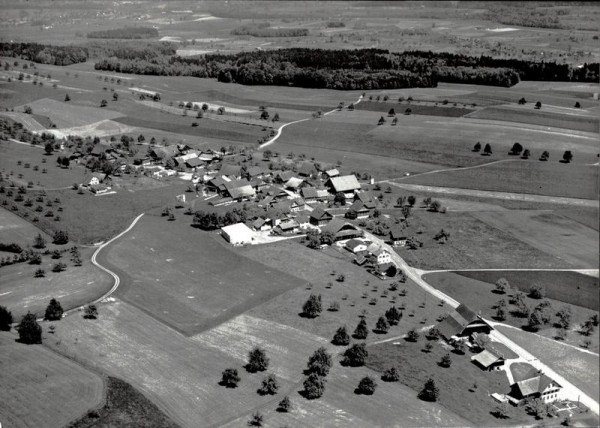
[424,271,600,352]
[455,270,599,310]
[0,332,104,428]
[0,206,53,249]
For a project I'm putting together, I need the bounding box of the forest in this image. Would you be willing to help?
[231,24,309,37]
[87,27,159,39]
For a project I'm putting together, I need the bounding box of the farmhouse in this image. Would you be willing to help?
[219,163,242,179]
[436,304,493,341]
[289,198,305,212]
[252,217,272,231]
[86,173,105,186]
[326,175,361,197]
[227,184,255,201]
[325,168,339,178]
[354,191,378,209]
[509,374,562,404]
[389,227,407,246]
[322,218,363,241]
[151,145,180,160]
[372,248,391,264]
[295,215,310,229]
[221,223,254,245]
[245,166,266,179]
[310,207,333,226]
[345,239,368,253]
[297,162,316,177]
[285,177,304,191]
[347,200,370,219]
[471,349,505,371]
[185,157,204,168]
[274,170,295,184]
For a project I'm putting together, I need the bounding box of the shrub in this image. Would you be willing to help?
[382,367,400,382]
[84,305,98,319]
[257,374,279,395]
[356,376,377,395]
[302,294,322,318]
[374,316,389,333]
[52,262,67,272]
[406,328,419,342]
[44,298,63,321]
[34,268,45,277]
[220,368,240,388]
[246,347,269,373]
[303,373,326,399]
[307,347,333,376]
[332,325,350,346]
[277,396,292,412]
[248,412,263,427]
[0,305,13,331]
[529,284,546,299]
[418,378,439,402]
[342,343,368,367]
[17,312,42,344]
[353,318,368,339]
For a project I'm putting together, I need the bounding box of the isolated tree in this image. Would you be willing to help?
[83,305,98,319]
[260,110,269,120]
[562,150,573,163]
[418,378,439,402]
[509,142,523,155]
[406,328,420,342]
[439,353,452,368]
[382,367,400,382]
[495,305,506,321]
[473,142,481,152]
[0,305,13,331]
[353,318,369,339]
[483,143,492,155]
[388,108,396,117]
[495,278,509,294]
[405,108,412,115]
[407,195,416,206]
[220,368,240,388]
[332,325,350,346]
[302,294,322,318]
[574,101,581,108]
[342,343,368,367]
[44,298,63,321]
[100,99,107,108]
[248,412,263,427]
[258,374,279,395]
[385,306,402,325]
[429,200,441,212]
[539,150,550,161]
[534,101,542,109]
[522,149,531,159]
[44,141,54,155]
[303,373,326,399]
[247,347,269,373]
[277,396,292,412]
[272,112,279,122]
[17,312,42,344]
[112,92,119,101]
[306,347,332,376]
[377,116,386,125]
[356,376,377,395]
[374,316,390,333]
[391,117,398,126]
[64,94,71,102]
[52,230,69,245]
[33,233,46,249]
[518,97,527,105]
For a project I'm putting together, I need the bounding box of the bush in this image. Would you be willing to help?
[220,368,240,388]
[17,312,42,344]
[277,396,292,412]
[0,305,13,331]
[52,230,69,245]
[418,378,439,402]
[84,305,98,319]
[52,262,67,272]
[302,373,325,399]
[44,298,63,321]
[34,268,45,277]
[257,374,279,395]
[332,325,350,346]
[529,284,546,299]
[248,412,263,427]
[382,367,400,382]
[356,376,377,395]
[246,347,269,373]
[302,294,322,318]
[374,316,389,333]
[406,328,419,342]
[306,347,332,376]
[342,343,368,367]
[353,318,368,339]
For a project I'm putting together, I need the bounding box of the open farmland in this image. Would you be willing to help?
[0,332,104,428]
[15,98,125,128]
[102,214,306,335]
[0,207,53,249]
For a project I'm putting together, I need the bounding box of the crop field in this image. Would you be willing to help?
[102,214,306,335]
[395,210,569,270]
[495,325,600,403]
[455,270,599,311]
[423,272,599,352]
[0,207,53,249]
[16,98,125,128]
[356,100,476,117]
[469,210,599,268]
[0,332,104,428]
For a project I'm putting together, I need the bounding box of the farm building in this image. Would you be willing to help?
[252,217,272,231]
[346,239,368,253]
[245,166,266,179]
[89,184,111,194]
[221,223,254,245]
[151,145,180,160]
[219,163,242,179]
[275,219,299,234]
[354,191,378,209]
[347,200,370,219]
[206,177,227,194]
[274,170,295,184]
[295,215,310,229]
[436,304,493,341]
[471,349,505,371]
[310,207,333,226]
[374,262,397,277]
[509,374,562,404]
[86,173,105,186]
[227,185,255,201]
[297,162,317,177]
[285,177,304,191]
[322,218,363,241]
[290,198,305,212]
[326,175,361,196]
[185,157,204,168]
[389,227,407,246]
[325,168,340,178]
[372,248,391,264]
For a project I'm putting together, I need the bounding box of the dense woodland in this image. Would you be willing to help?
[484,4,567,29]
[231,24,309,37]
[87,27,159,40]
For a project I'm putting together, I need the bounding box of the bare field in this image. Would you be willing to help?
[103,214,305,335]
[17,98,125,128]
[0,207,53,249]
[0,332,104,428]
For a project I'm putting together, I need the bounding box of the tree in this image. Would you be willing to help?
[392,117,398,126]
[518,97,527,105]
[407,195,416,206]
[377,116,386,125]
[334,192,346,206]
[113,92,119,101]
[492,403,510,419]
[258,374,279,395]
[483,143,492,155]
[388,108,396,117]
[52,230,69,245]
[534,101,542,109]
[84,305,98,319]
[64,94,71,102]
[356,376,377,395]
[473,333,490,350]
[439,353,452,368]
[385,306,402,325]
[574,101,581,108]
[246,347,269,373]
[100,99,108,108]
[248,412,263,427]
[529,284,546,299]
[17,312,42,344]
[277,396,292,412]
[522,149,531,159]
[342,343,368,367]
[0,305,13,331]
[306,347,332,376]
[217,106,225,115]
[495,277,509,294]
[202,103,209,112]
[374,316,389,333]
[453,340,466,355]
[272,112,279,122]
[495,305,506,321]
[303,373,325,399]
[528,309,543,331]
[418,378,439,402]
[302,294,322,318]
[353,318,368,339]
[473,142,481,152]
[33,233,46,249]
[382,367,400,382]
[44,298,63,321]
[555,306,571,329]
[260,110,269,120]
[320,230,336,245]
[562,150,573,163]
[332,325,350,345]
[405,108,412,115]
[406,328,420,342]
[509,142,523,155]
[539,150,550,161]
[44,141,54,155]
[220,368,240,388]
[429,200,441,212]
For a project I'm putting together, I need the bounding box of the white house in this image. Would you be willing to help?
[345,239,368,254]
[221,223,254,245]
[372,248,391,264]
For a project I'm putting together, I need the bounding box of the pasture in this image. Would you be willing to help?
[495,325,600,403]
[15,98,125,128]
[103,214,306,335]
[0,332,104,428]
[0,207,53,249]
[423,271,599,352]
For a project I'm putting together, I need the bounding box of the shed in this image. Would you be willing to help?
[471,349,505,371]
[327,175,361,195]
[345,239,367,253]
[221,223,254,245]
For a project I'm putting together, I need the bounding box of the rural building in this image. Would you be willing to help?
[326,175,361,196]
[436,304,493,341]
[227,185,255,201]
[374,262,397,277]
[185,157,204,168]
[347,200,370,218]
[372,248,391,264]
[221,223,254,245]
[345,239,368,253]
[321,218,363,241]
[285,177,304,191]
[274,170,295,184]
[471,349,505,371]
[290,198,305,212]
[87,173,105,186]
[245,166,266,179]
[151,145,180,160]
[206,177,227,194]
[297,162,317,177]
[509,374,562,404]
[310,207,333,226]
[301,187,318,201]
[219,163,242,179]
[275,219,299,234]
[89,184,111,194]
[325,168,339,178]
[252,217,272,231]
[354,191,378,209]
[389,227,407,246]
[295,215,310,229]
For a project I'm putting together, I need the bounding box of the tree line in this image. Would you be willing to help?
[231,25,309,37]
[191,208,248,230]
[87,27,159,40]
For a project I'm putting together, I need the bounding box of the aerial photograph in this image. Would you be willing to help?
[0,1,598,427]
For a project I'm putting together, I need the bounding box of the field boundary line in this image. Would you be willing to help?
[421,268,599,277]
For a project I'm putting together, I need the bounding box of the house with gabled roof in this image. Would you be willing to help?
[310,207,333,226]
[389,227,407,247]
[347,200,370,219]
[219,163,242,179]
[285,177,304,192]
[185,157,204,168]
[297,162,316,177]
[354,191,378,209]
[206,177,227,194]
[245,166,266,179]
[372,248,391,265]
[274,170,295,184]
[325,168,340,178]
[302,187,319,202]
[290,198,305,212]
[510,374,562,404]
[295,215,310,229]
[86,172,105,186]
[227,185,255,201]
[471,349,505,372]
[436,304,493,341]
[326,175,361,196]
[322,218,363,241]
[345,239,368,254]
[151,145,180,160]
[252,217,272,231]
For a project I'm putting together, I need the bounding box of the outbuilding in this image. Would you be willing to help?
[221,223,254,245]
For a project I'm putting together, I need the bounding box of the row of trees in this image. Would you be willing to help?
[231,25,309,37]
[87,27,159,40]
[191,208,248,230]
